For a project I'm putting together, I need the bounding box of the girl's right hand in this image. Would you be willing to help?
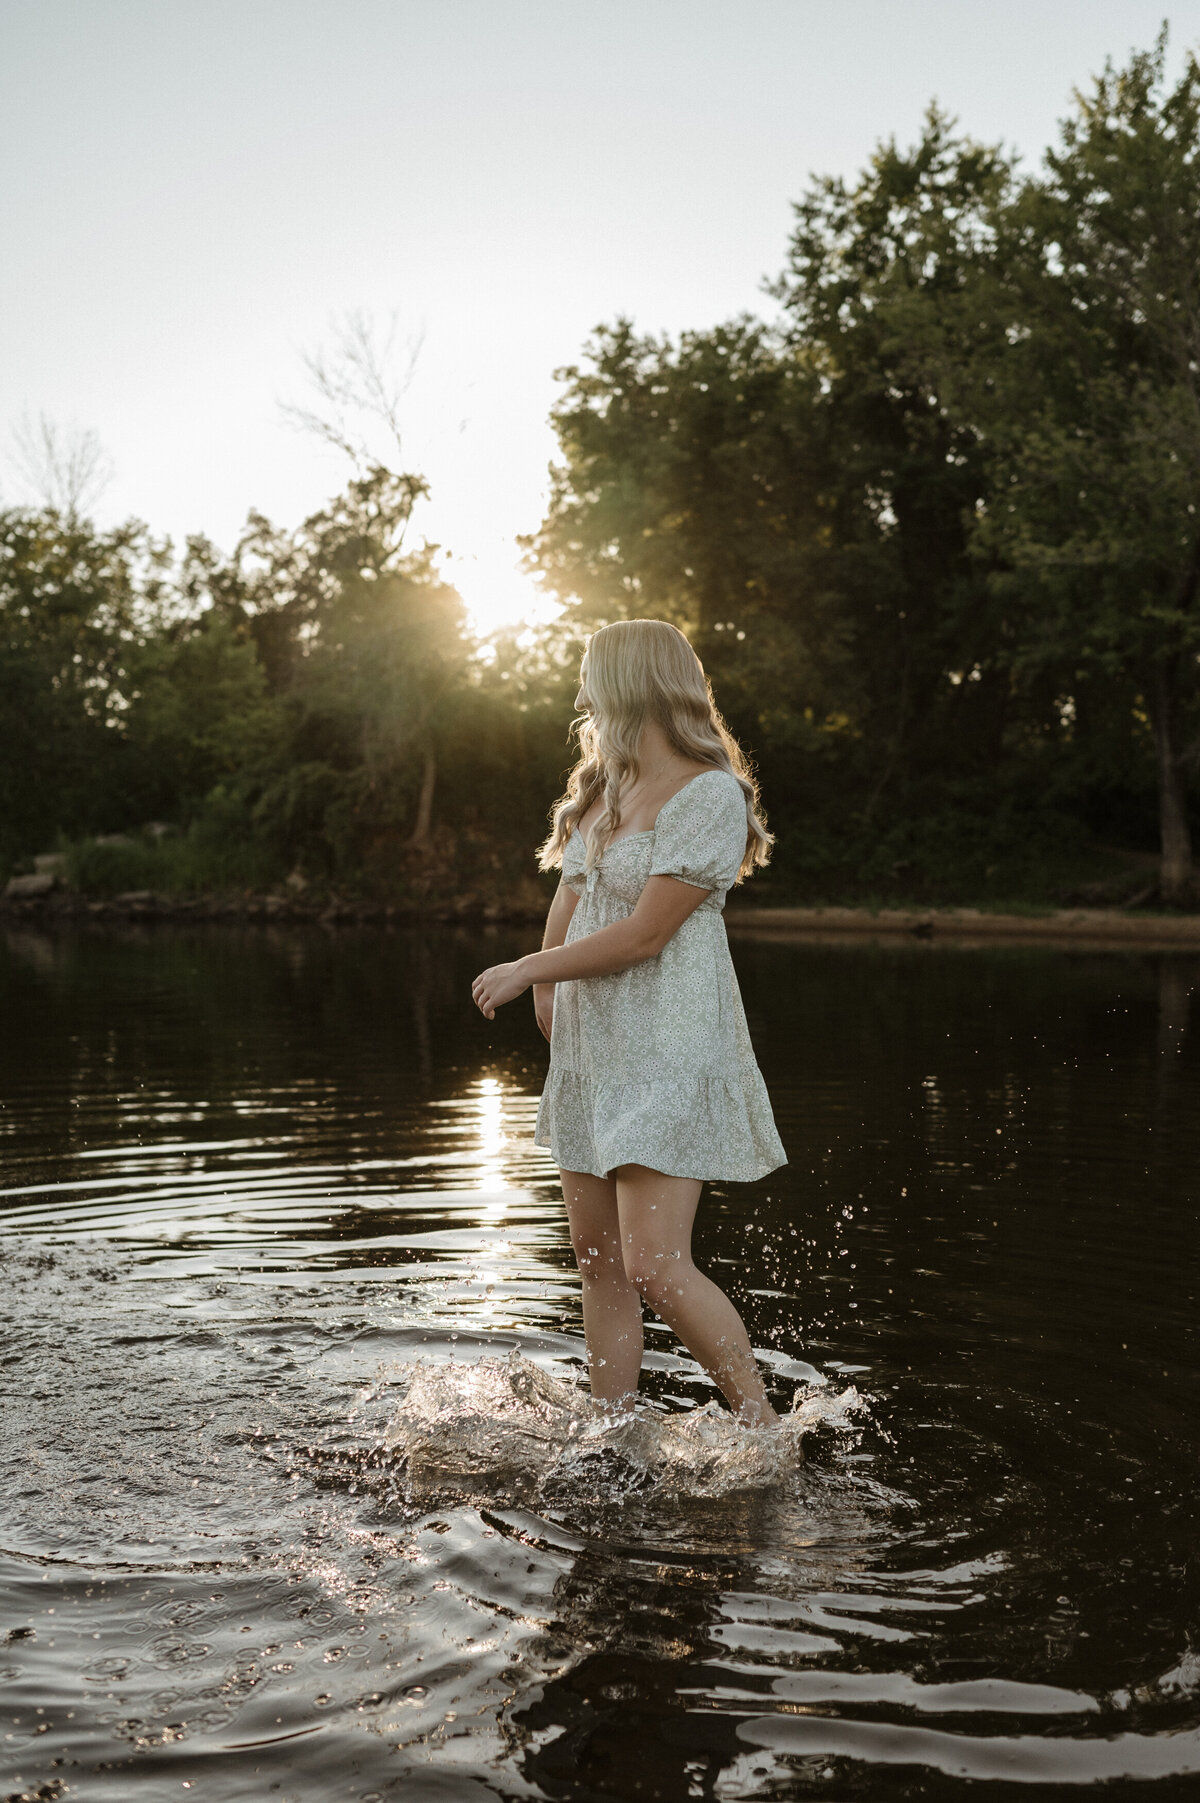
[533,983,554,1043]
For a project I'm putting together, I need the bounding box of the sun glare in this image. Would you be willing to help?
[452,555,563,640]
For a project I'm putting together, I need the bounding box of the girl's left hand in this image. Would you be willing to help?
[472,960,530,1019]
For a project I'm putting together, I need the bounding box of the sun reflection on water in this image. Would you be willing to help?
[474,1076,508,1211]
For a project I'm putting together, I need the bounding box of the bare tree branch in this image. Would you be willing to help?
[280,309,425,471]
[10,413,115,521]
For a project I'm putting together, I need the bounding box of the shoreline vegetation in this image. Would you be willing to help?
[4,39,1200,920]
[2,808,1196,939]
[5,852,1200,947]
[5,885,1200,948]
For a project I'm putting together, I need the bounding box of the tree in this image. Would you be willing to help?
[293,467,466,853]
[181,468,469,876]
[525,116,1030,833]
[271,311,469,860]
[0,507,168,858]
[123,614,285,818]
[9,415,114,524]
[769,107,1024,811]
[523,316,847,751]
[963,34,1200,901]
[280,308,424,473]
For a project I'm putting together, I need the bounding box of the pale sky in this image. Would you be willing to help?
[3,0,1199,633]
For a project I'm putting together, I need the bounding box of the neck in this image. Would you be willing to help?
[634,721,678,776]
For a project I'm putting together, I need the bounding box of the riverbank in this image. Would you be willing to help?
[0,884,547,926]
[4,883,1200,947]
[724,903,1200,950]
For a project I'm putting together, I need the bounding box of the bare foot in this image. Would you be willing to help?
[736,1398,781,1430]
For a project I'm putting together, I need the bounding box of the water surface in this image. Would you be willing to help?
[1,923,1198,1800]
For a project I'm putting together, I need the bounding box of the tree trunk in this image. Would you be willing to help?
[408,740,436,849]
[1148,663,1193,906]
[861,641,912,825]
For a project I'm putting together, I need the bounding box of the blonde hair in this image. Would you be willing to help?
[538,619,772,883]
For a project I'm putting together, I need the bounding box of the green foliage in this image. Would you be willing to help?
[955,34,1200,897]
[0,508,170,857]
[768,107,1023,796]
[0,465,483,894]
[124,614,286,815]
[64,816,280,897]
[4,33,1198,911]
[523,318,854,774]
[523,41,1200,902]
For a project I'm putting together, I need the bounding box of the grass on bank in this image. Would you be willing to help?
[62,828,281,898]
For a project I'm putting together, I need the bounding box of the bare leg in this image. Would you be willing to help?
[615,1163,778,1428]
[560,1166,644,1405]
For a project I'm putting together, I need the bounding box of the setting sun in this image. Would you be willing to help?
[452,554,565,639]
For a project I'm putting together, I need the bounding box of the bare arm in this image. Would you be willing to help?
[472,875,710,1019]
[526,876,708,980]
[532,881,579,1041]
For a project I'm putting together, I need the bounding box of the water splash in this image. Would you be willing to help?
[383,1351,866,1507]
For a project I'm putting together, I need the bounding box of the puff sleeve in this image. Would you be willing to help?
[648,770,749,896]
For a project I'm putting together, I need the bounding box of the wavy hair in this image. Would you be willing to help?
[537,619,772,883]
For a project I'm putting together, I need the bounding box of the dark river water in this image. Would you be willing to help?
[1,922,1198,1802]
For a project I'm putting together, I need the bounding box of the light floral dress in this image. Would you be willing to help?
[534,768,787,1183]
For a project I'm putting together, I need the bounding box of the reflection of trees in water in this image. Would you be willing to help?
[683,941,1200,1500]
[0,921,544,1152]
[7,926,1197,1350]
[1157,956,1195,1062]
[500,1484,886,1800]
[410,967,433,1088]
[1155,957,1197,1132]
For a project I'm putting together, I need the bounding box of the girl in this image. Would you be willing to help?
[471,619,787,1427]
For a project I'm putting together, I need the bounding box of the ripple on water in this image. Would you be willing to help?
[2,927,1199,1799]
